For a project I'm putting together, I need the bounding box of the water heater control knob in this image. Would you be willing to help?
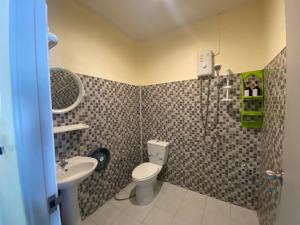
[201,63,207,69]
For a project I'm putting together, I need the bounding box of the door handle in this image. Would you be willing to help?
[265,170,284,181]
[0,145,3,155]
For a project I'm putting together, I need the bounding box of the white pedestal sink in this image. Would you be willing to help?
[57,156,98,225]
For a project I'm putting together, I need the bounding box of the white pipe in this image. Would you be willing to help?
[139,86,143,163]
[48,32,58,49]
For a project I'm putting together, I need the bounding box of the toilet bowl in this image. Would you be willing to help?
[132,140,169,205]
[132,162,162,205]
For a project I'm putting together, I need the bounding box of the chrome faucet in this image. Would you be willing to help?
[59,158,68,169]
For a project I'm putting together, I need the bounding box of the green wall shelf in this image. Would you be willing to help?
[242,96,264,100]
[241,70,264,128]
[242,111,263,116]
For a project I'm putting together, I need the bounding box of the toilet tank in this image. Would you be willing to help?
[147,140,169,166]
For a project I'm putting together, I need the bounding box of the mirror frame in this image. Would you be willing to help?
[51,67,85,114]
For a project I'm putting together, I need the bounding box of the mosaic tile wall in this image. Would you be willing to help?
[53,49,286,219]
[53,75,141,219]
[258,48,287,225]
[141,75,262,209]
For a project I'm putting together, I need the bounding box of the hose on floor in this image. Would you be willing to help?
[114,193,136,201]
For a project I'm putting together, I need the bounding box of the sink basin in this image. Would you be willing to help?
[56,156,98,225]
[57,156,98,190]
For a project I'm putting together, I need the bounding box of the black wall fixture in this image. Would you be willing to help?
[89,148,111,172]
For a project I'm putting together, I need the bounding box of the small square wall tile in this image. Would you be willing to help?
[53,74,141,219]
[142,75,262,209]
[257,48,287,225]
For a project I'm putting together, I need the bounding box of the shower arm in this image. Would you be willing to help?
[214,64,222,87]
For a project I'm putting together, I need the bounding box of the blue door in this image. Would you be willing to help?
[0,0,60,225]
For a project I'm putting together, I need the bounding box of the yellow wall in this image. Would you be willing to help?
[138,0,286,85]
[262,0,286,62]
[48,0,286,85]
[48,0,139,85]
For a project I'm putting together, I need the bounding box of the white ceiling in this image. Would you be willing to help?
[76,0,253,40]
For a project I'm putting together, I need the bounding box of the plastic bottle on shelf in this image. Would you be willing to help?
[244,82,252,97]
[252,81,261,96]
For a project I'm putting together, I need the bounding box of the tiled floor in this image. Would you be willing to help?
[83,181,259,225]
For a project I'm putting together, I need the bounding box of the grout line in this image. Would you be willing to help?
[139,85,143,164]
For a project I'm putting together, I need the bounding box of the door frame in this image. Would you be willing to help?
[9,0,60,224]
[275,0,300,224]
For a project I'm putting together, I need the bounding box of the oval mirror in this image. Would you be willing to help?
[50,67,85,114]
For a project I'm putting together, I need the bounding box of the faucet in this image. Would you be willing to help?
[59,158,68,169]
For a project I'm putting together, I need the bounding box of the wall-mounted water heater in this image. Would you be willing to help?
[197,51,215,78]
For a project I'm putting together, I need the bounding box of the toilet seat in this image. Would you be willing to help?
[132,163,162,181]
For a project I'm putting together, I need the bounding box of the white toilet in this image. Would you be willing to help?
[132,140,169,205]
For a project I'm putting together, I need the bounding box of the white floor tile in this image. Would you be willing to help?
[143,207,174,225]
[108,192,132,211]
[155,183,187,215]
[152,180,170,202]
[82,217,97,225]
[124,201,154,222]
[86,182,259,225]
[168,183,188,195]
[171,218,194,225]
[205,197,230,218]
[183,190,207,204]
[123,182,136,194]
[112,212,141,225]
[90,203,122,225]
[201,211,231,225]
[230,204,259,225]
[158,181,170,194]
[173,190,206,225]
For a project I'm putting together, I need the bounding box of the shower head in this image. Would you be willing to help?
[225,69,233,76]
[214,64,222,71]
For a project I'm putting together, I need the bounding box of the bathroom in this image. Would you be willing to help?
[0,0,299,225]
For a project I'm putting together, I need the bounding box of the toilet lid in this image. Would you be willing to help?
[132,163,161,180]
